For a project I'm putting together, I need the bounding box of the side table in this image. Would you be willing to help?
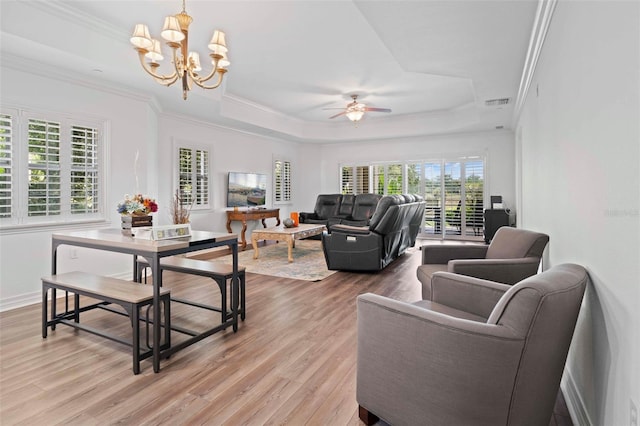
[226,208,280,249]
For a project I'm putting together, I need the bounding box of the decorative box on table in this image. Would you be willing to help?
[121,214,153,229]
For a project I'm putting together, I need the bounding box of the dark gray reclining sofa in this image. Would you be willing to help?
[322,194,426,271]
[299,193,382,228]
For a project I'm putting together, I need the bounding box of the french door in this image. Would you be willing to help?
[409,158,485,240]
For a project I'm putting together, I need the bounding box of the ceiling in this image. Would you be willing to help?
[0,0,538,142]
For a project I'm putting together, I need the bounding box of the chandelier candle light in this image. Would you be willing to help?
[129,0,230,100]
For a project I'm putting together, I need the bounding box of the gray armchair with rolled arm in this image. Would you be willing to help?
[357,264,588,426]
[417,226,549,299]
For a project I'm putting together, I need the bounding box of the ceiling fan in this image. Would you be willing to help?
[326,95,392,122]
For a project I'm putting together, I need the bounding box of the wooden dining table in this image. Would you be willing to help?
[51,228,240,373]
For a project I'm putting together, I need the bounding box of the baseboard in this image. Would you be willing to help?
[0,271,133,313]
[0,291,41,312]
[561,368,593,426]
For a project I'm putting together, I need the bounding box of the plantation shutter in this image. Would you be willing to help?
[443,162,462,236]
[464,159,484,237]
[371,164,403,195]
[28,118,61,217]
[387,164,403,194]
[70,125,99,214]
[422,162,442,235]
[178,146,210,208]
[341,166,354,194]
[0,114,12,218]
[407,163,421,195]
[341,165,372,195]
[355,166,369,194]
[372,165,385,195]
[195,149,209,206]
[274,159,291,202]
[178,147,193,204]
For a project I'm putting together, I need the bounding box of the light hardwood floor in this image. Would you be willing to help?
[0,244,571,425]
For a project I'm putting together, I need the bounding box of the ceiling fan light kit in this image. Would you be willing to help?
[130,0,230,100]
[346,103,366,122]
[328,94,391,123]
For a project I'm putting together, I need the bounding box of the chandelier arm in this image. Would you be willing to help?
[171,46,186,78]
[189,54,222,84]
[136,50,179,85]
[189,69,227,90]
[155,73,180,86]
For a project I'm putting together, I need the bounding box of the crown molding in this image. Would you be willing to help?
[158,110,298,144]
[25,0,126,41]
[1,52,158,106]
[512,0,558,126]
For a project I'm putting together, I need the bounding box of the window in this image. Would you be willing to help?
[355,166,370,194]
[1,107,105,228]
[387,164,403,194]
[421,158,484,239]
[70,125,99,214]
[340,166,353,194]
[339,156,485,240]
[340,165,371,195]
[0,114,13,219]
[407,163,421,195]
[28,118,62,217]
[274,159,291,203]
[372,165,384,195]
[177,143,210,209]
[372,163,403,195]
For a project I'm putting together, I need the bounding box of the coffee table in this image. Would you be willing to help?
[251,224,326,262]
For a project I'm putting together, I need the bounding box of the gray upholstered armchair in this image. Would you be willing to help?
[417,226,549,299]
[357,264,588,426]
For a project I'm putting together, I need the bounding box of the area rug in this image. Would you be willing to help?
[211,239,336,281]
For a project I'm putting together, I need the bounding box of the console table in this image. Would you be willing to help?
[226,208,280,249]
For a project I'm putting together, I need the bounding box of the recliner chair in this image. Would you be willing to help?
[336,194,355,220]
[299,194,343,227]
[357,263,588,426]
[322,194,425,271]
[417,226,549,299]
[339,193,382,227]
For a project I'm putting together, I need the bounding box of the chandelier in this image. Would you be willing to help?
[129,0,229,100]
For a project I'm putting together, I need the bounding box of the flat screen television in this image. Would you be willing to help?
[227,172,267,207]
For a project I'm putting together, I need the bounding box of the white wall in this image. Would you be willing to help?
[516,2,639,425]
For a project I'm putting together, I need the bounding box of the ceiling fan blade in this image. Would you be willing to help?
[329,111,347,119]
[365,107,392,113]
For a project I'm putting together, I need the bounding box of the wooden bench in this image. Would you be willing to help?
[137,257,246,323]
[42,271,171,374]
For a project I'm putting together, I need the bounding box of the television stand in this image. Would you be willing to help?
[226,208,280,249]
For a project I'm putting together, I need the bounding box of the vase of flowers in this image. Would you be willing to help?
[118,194,158,229]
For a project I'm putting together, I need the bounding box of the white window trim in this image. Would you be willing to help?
[0,106,109,233]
